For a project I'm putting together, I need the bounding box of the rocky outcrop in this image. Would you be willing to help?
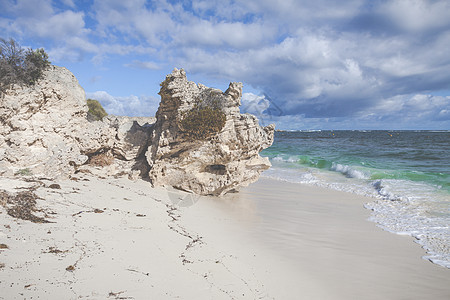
[78,115,155,180]
[0,66,154,179]
[147,68,274,195]
[0,66,274,195]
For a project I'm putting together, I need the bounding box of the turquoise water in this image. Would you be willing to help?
[261,130,450,268]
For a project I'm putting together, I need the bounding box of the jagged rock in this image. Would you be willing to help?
[147,68,274,195]
[0,66,91,177]
[79,115,155,179]
[0,66,154,179]
[1,65,274,194]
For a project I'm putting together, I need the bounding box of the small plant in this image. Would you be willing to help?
[0,38,50,94]
[15,168,32,176]
[86,99,108,121]
[179,106,226,139]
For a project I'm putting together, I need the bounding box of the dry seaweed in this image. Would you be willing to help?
[65,265,75,271]
[0,189,51,223]
[46,247,67,254]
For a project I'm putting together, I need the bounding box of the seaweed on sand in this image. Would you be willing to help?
[0,190,51,223]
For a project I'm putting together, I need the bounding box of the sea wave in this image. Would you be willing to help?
[262,158,450,269]
[331,163,369,179]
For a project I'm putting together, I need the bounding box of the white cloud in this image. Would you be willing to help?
[3,0,450,129]
[86,91,159,117]
[381,0,450,32]
[3,4,86,39]
[61,0,76,8]
[175,20,273,49]
[124,60,160,70]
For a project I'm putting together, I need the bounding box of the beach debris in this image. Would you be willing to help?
[0,243,8,249]
[0,189,51,223]
[126,268,150,276]
[65,265,75,272]
[88,152,114,167]
[46,247,66,254]
[108,291,134,299]
[48,183,61,189]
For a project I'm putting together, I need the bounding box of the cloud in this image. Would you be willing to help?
[175,20,274,50]
[381,0,450,32]
[1,1,87,39]
[86,91,160,117]
[124,60,160,70]
[61,0,76,8]
[3,0,450,129]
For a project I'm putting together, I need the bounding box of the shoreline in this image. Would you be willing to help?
[233,178,450,299]
[0,175,449,299]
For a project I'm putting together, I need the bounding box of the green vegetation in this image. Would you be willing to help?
[15,168,32,176]
[0,38,50,94]
[179,105,226,139]
[86,99,108,121]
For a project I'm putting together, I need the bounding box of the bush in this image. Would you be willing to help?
[0,38,50,94]
[86,99,108,121]
[15,168,32,176]
[179,106,226,139]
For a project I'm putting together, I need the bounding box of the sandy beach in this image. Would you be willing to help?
[0,175,449,299]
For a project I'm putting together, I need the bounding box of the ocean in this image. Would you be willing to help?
[260,130,450,268]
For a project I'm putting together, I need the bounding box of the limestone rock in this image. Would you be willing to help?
[147,68,274,195]
[80,115,155,179]
[0,66,155,179]
[0,66,90,177]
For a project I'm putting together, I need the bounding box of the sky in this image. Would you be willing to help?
[1,0,450,130]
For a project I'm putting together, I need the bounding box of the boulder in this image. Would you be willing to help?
[147,68,274,195]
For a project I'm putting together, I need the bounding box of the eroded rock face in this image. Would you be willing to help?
[0,66,154,179]
[147,68,274,195]
[1,66,274,194]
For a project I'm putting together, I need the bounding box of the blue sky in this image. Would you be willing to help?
[1,0,449,130]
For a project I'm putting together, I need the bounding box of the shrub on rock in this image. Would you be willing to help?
[179,106,226,139]
[86,99,108,121]
[0,38,50,94]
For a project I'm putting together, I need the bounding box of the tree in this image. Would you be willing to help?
[0,38,50,94]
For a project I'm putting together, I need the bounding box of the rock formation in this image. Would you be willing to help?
[0,66,154,179]
[147,68,274,195]
[0,66,274,195]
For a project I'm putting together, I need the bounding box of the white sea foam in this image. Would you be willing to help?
[331,163,369,180]
[272,155,298,163]
[264,157,450,269]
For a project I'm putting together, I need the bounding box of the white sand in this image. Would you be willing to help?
[0,175,449,299]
